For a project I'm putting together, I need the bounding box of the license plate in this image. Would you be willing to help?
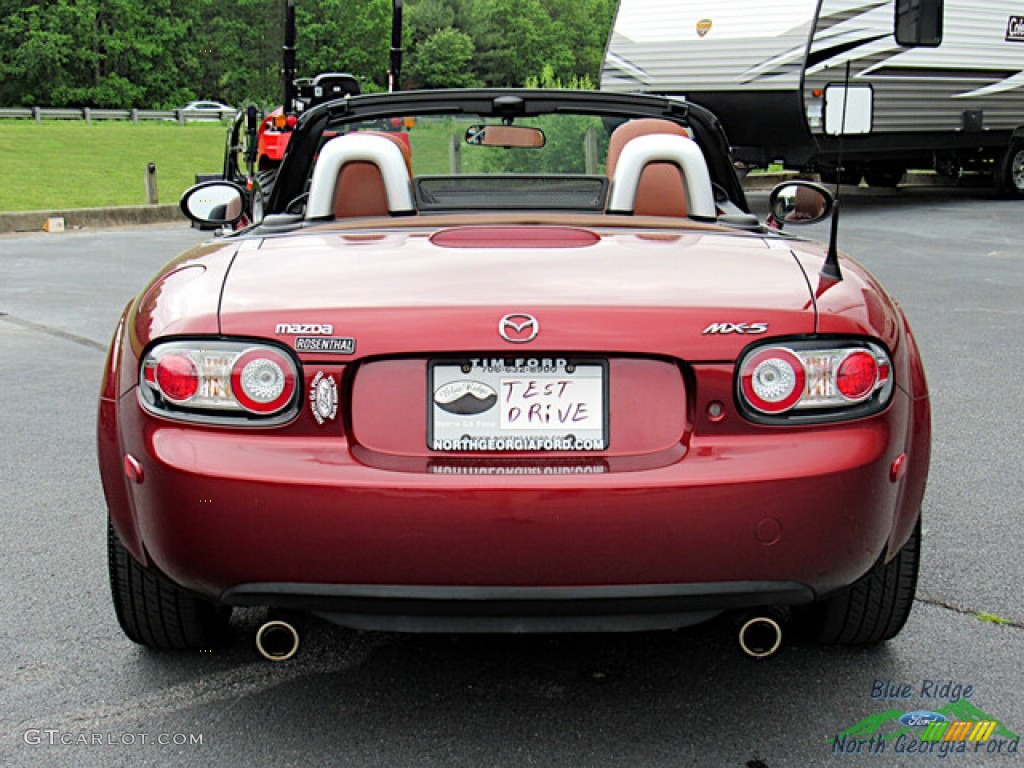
[429,357,608,452]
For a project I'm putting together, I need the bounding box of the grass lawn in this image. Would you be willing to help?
[0,121,226,211]
[406,118,489,175]
[0,118,783,212]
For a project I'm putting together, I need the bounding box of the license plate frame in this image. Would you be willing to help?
[428,357,609,452]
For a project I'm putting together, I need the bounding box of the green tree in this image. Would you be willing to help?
[406,0,456,44]
[296,0,392,91]
[194,0,285,107]
[408,27,478,88]
[0,0,619,108]
[540,0,616,81]
[463,0,573,86]
[0,0,202,108]
[0,3,75,106]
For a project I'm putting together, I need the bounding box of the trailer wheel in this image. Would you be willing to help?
[818,163,863,186]
[995,140,1024,198]
[864,166,905,188]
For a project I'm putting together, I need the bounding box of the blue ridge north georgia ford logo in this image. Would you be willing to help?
[434,380,498,415]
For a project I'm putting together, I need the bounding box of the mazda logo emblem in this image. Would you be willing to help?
[499,313,539,343]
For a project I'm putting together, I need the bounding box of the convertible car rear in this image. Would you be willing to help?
[98,90,929,660]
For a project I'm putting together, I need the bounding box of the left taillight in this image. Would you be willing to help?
[140,340,299,424]
[737,340,893,424]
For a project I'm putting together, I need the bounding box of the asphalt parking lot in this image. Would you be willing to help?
[1,187,1021,767]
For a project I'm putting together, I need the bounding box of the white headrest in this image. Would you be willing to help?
[305,134,415,219]
[606,134,716,220]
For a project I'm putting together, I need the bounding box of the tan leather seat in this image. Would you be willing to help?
[606,119,692,217]
[332,132,413,218]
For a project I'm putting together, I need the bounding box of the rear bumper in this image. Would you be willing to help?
[224,581,813,632]
[106,387,919,616]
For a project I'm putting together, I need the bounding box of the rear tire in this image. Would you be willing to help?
[801,518,920,645]
[994,139,1024,198]
[108,520,231,650]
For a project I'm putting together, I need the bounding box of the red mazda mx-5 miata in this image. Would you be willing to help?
[98,89,929,660]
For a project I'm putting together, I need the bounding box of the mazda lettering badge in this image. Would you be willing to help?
[499,313,539,343]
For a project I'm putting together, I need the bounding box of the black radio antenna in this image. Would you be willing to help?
[821,60,851,282]
[283,0,298,114]
[389,0,404,92]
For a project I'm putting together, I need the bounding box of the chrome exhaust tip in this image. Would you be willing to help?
[255,618,300,662]
[737,615,783,659]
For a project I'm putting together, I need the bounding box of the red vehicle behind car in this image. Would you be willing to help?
[101,89,928,661]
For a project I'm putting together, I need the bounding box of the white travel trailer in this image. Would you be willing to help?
[602,0,1024,194]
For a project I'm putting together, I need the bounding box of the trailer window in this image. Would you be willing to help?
[895,0,943,47]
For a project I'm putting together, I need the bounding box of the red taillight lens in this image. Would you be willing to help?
[740,348,806,414]
[836,350,879,401]
[155,354,198,402]
[230,349,296,413]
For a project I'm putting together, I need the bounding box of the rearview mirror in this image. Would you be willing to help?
[180,181,247,226]
[768,181,834,226]
[465,125,545,148]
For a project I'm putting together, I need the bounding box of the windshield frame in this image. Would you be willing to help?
[266,89,748,217]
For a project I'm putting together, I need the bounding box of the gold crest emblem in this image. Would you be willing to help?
[697,19,713,38]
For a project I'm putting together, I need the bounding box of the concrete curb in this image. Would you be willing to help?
[0,204,183,234]
[0,171,973,234]
[2,178,794,234]
[742,170,956,191]
[741,171,798,191]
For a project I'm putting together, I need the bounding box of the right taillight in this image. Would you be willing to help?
[737,341,893,423]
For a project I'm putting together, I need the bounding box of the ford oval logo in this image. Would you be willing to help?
[434,381,498,415]
[899,711,947,728]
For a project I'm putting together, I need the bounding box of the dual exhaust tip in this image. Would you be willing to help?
[737,615,784,659]
[254,612,783,661]
[255,617,300,662]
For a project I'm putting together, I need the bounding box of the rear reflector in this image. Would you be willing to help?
[741,348,805,414]
[230,349,296,413]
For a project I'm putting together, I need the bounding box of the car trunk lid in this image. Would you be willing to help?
[218,227,815,359]
[218,226,815,465]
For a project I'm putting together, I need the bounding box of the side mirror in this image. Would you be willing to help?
[180,181,247,227]
[768,181,834,228]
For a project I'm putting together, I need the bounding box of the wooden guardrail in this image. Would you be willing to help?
[0,107,237,124]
